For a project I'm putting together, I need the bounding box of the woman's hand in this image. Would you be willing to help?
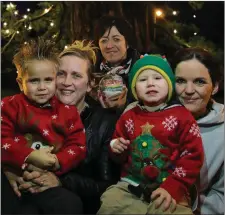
[98,86,128,108]
[20,167,61,193]
[151,188,177,212]
[4,169,35,198]
[4,170,24,198]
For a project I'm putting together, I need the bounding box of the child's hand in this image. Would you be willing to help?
[151,188,177,212]
[111,137,130,154]
[26,146,56,169]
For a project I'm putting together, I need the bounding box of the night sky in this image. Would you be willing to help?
[14,1,224,46]
[169,1,224,46]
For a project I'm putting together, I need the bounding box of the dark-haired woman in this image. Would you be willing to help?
[172,47,224,215]
[93,15,140,109]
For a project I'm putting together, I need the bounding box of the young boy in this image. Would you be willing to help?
[97,55,204,214]
[1,38,86,176]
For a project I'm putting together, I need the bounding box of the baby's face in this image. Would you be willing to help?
[135,69,168,107]
[20,59,56,104]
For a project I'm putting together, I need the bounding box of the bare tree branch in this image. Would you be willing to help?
[2,32,17,54]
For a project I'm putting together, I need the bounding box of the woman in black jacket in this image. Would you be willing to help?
[59,98,120,213]
[3,40,120,214]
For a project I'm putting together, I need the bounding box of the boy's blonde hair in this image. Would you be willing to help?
[59,40,98,85]
[13,37,60,79]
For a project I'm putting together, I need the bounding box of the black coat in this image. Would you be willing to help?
[60,99,120,213]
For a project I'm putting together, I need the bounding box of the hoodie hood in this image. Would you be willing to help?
[197,100,224,126]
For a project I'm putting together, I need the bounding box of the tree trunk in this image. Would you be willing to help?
[134,18,143,51]
[117,2,124,17]
[145,4,150,52]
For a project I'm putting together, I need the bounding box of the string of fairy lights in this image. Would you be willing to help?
[2,2,199,50]
[154,8,198,36]
[2,3,54,39]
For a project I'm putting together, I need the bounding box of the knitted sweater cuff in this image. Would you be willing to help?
[160,178,187,202]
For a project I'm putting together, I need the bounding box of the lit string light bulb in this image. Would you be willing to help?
[173,29,177,34]
[14,11,18,15]
[50,22,54,27]
[3,22,7,27]
[23,15,28,19]
[193,15,196,18]
[64,46,68,49]
[172,11,177,15]
[44,8,49,13]
[7,3,15,9]
[27,8,30,12]
[155,10,163,17]
[17,31,20,34]
[6,29,10,34]
[194,32,197,35]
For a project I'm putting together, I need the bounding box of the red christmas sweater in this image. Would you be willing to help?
[1,94,86,175]
[110,104,204,202]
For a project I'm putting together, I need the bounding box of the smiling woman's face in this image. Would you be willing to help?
[55,55,91,107]
[98,26,127,65]
[175,58,218,118]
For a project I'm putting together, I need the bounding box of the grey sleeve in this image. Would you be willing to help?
[200,163,224,215]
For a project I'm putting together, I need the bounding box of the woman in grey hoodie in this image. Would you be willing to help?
[172,47,224,215]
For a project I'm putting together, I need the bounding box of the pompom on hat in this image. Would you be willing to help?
[128,54,175,102]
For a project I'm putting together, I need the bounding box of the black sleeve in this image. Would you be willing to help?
[60,111,120,197]
[93,128,121,195]
[59,170,105,198]
[59,148,119,198]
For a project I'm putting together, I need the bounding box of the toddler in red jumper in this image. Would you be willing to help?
[1,38,86,176]
[97,55,204,215]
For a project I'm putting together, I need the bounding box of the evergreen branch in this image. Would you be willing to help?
[13,5,54,28]
[154,23,190,48]
[2,5,54,54]
[27,5,54,22]
[1,31,17,54]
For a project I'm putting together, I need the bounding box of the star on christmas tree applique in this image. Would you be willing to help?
[141,122,155,135]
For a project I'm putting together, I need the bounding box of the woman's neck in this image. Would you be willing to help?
[110,62,122,67]
[194,108,210,120]
[76,99,86,114]
[192,99,213,120]
[108,53,128,67]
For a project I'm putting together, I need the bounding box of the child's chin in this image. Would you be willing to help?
[143,100,160,106]
[37,100,49,104]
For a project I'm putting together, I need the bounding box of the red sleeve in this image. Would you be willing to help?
[1,96,33,168]
[55,106,86,175]
[109,112,131,164]
[160,109,204,202]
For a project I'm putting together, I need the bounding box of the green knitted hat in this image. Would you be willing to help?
[128,55,175,102]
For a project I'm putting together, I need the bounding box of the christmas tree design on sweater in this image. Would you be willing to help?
[123,122,171,186]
